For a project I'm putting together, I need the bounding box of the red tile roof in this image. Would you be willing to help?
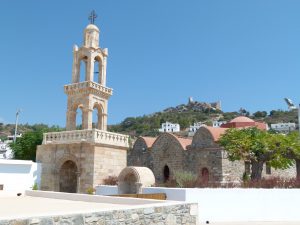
[140,137,156,148]
[169,133,192,150]
[205,126,228,141]
[230,116,254,123]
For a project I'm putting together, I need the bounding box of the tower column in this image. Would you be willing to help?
[83,108,93,129]
[101,57,107,86]
[86,56,95,81]
[66,111,76,131]
[102,113,108,131]
[72,45,79,83]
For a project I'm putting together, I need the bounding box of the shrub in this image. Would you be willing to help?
[103,175,118,185]
[86,187,95,195]
[242,177,300,188]
[174,170,198,188]
[32,183,38,190]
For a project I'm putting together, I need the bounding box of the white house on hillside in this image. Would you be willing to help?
[0,140,13,159]
[188,122,205,136]
[270,122,296,133]
[213,120,227,128]
[159,122,180,133]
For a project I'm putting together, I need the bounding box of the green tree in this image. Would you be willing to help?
[219,127,290,180]
[10,130,43,161]
[280,131,300,179]
[10,125,62,161]
[253,111,267,118]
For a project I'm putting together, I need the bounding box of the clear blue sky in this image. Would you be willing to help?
[1,1,300,126]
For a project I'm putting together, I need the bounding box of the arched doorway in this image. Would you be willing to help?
[201,167,209,184]
[59,160,78,193]
[163,165,170,182]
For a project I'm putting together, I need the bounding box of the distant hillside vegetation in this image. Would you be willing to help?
[108,107,299,137]
[1,108,297,139]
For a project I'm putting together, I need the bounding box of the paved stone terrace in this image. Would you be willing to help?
[0,195,198,225]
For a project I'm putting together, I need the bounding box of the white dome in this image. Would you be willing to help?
[85,24,100,32]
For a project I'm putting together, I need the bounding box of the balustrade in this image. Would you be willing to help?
[43,129,129,148]
[64,81,113,95]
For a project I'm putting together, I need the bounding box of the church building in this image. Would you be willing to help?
[128,116,295,184]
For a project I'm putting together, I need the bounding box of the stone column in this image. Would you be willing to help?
[72,45,79,83]
[101,57,107,86]
[97,111,102,130]
[83,108,93,129]
[86,56,94,82]
[98,60,103,85]
[66,111,76,131]
[102,113,107,131]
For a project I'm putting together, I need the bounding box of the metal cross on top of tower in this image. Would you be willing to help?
[88,10,97,24]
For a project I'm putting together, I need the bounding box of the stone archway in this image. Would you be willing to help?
[118,167,155,194]
[59,160,78,193]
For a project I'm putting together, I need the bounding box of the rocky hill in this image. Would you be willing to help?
[163,97,221,113]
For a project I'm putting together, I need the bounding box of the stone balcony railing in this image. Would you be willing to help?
[43,129,129,148]
[64,81,113,97]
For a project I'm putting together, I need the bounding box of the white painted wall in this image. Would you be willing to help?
[95,185,300,222]
[0,159,41,194]
[95,185,118,195]
[186,188,300,222]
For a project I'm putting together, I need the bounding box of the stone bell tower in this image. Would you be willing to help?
[37,12,129,193]
[65,22,110,131]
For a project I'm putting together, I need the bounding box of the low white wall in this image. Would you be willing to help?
[26,190,170,205]
[95,185,187,201]
[95,185,118,196]
[95,185,300,222]
[0,159,41,194]
[185,188,300,222]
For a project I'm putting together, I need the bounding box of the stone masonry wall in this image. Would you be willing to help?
[37,143,95,193]
[37,142,127,193]
[151,134,185,183]
[184,148,223,182]
[127,139,153,171]
[0,203,198,225]
[93,145,127,185]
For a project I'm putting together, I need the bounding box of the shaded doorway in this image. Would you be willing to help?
[201,167,209,184]
[163,165,170,182]
[59,160,78,193]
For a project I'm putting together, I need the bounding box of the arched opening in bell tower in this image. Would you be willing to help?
[76,106,83,130]
[94,56,102,84]
[79,56,88,82]
[92,103,103,129]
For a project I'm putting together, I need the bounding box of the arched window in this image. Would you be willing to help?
[94,56,102,84]
[163,165,170,182]
[92,107,98,129]
[76,106,83,130]
[79,56,88,82]
[92,103,103,129]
